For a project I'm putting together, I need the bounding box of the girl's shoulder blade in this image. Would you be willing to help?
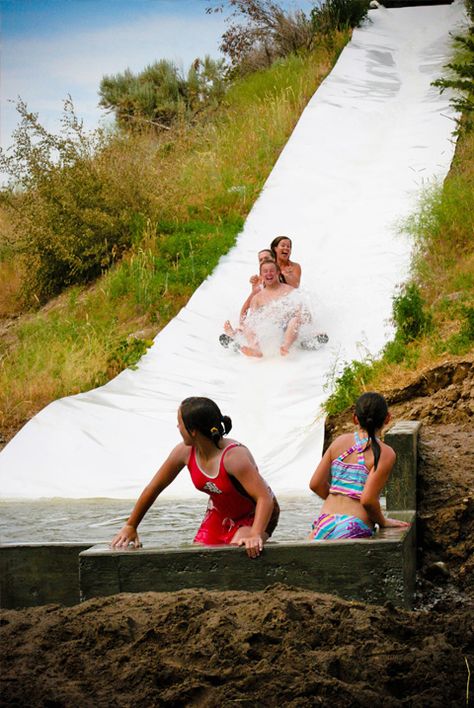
[330,432,356,457]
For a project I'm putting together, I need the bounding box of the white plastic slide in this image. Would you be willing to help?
[0,3,466,499]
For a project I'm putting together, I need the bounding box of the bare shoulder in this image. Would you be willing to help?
[380,442,396,463]
[252,290,264,306]
[329,432,355,457]
[224,441,257,469]
[170,441,192,465]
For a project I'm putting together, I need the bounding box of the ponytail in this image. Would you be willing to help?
[180,397,232,447]
[355,393,388,470]
[366,418,381,471]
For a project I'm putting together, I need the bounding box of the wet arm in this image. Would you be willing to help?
[226,448,274,536]
[239,292,255,323]
[309,446,333,499]
[360,448,408,527]
[110,444,187,548]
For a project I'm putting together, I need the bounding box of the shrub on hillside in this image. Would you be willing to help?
[0,98,157,302]
[433,31,474,133]
[311,0,370,36]
[208,0,314,72]
[392,283,432,343]
[99,57,227,132]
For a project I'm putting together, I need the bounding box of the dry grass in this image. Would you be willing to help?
[0,261,24,317]
[0,38,350,443]
[325,127,474,414]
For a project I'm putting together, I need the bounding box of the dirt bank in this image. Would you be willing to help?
[1,585,472,708]
[1,360,473,707]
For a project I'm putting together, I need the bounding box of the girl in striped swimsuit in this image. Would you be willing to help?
[309,392,410,540]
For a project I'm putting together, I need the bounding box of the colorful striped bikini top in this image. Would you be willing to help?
[328,431,370,500]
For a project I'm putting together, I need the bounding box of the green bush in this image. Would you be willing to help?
[392,283,432,343]
[99,57,226,132]
[311,0,370,35]
[0,98,155,302]
[432,31,474,133]
[324,358,375,416]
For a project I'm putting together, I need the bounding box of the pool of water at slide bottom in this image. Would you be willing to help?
[0,496,333,547]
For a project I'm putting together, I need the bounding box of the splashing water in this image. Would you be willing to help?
[236,289,324,357]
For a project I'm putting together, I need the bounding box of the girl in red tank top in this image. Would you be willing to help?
[111,397,279,558]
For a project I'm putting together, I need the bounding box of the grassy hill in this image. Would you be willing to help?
[0,33,349,444]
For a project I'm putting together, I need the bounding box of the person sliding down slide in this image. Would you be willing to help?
[270,235,301,288]
[240,259,301,357]
[220,249,277,349]
[220,246,328,353]
[111,397,279,558]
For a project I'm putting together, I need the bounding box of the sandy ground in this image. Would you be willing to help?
[1,361,473,707]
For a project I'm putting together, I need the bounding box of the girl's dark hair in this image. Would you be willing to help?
[270,235,292,260]
[355,392,388,470]
[258,249,274,259]
[180,397,232,446]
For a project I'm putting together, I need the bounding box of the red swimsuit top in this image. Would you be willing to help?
[187,443,256,520]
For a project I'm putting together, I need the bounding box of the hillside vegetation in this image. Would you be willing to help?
[0,18,349,444]
[325,21,474,415]
[1,0,472,445]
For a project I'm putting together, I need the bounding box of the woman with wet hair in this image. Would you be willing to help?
[270,236,301,288]
[111,397,279,558]
[309,392,410,540]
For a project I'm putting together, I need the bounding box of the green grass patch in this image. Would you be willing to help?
[324,124,474,416]
[0,36,349,439]
[324,359,376,417]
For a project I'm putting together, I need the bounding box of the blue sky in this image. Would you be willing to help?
[0,0,316,154]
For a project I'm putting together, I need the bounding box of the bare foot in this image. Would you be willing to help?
[241,345,263,358]
[280,345,290,357]
[224,320,235,337]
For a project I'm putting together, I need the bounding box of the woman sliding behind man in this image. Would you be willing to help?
[270,235,301,288]
[111,397,279,558]
[221,237,327,355]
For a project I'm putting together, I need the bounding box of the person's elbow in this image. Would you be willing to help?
[360,492,377,514]
[309,479,328,498]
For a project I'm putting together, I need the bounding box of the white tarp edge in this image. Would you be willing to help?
[0,3,466,499]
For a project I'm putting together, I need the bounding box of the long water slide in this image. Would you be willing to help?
[0,3,465,500]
